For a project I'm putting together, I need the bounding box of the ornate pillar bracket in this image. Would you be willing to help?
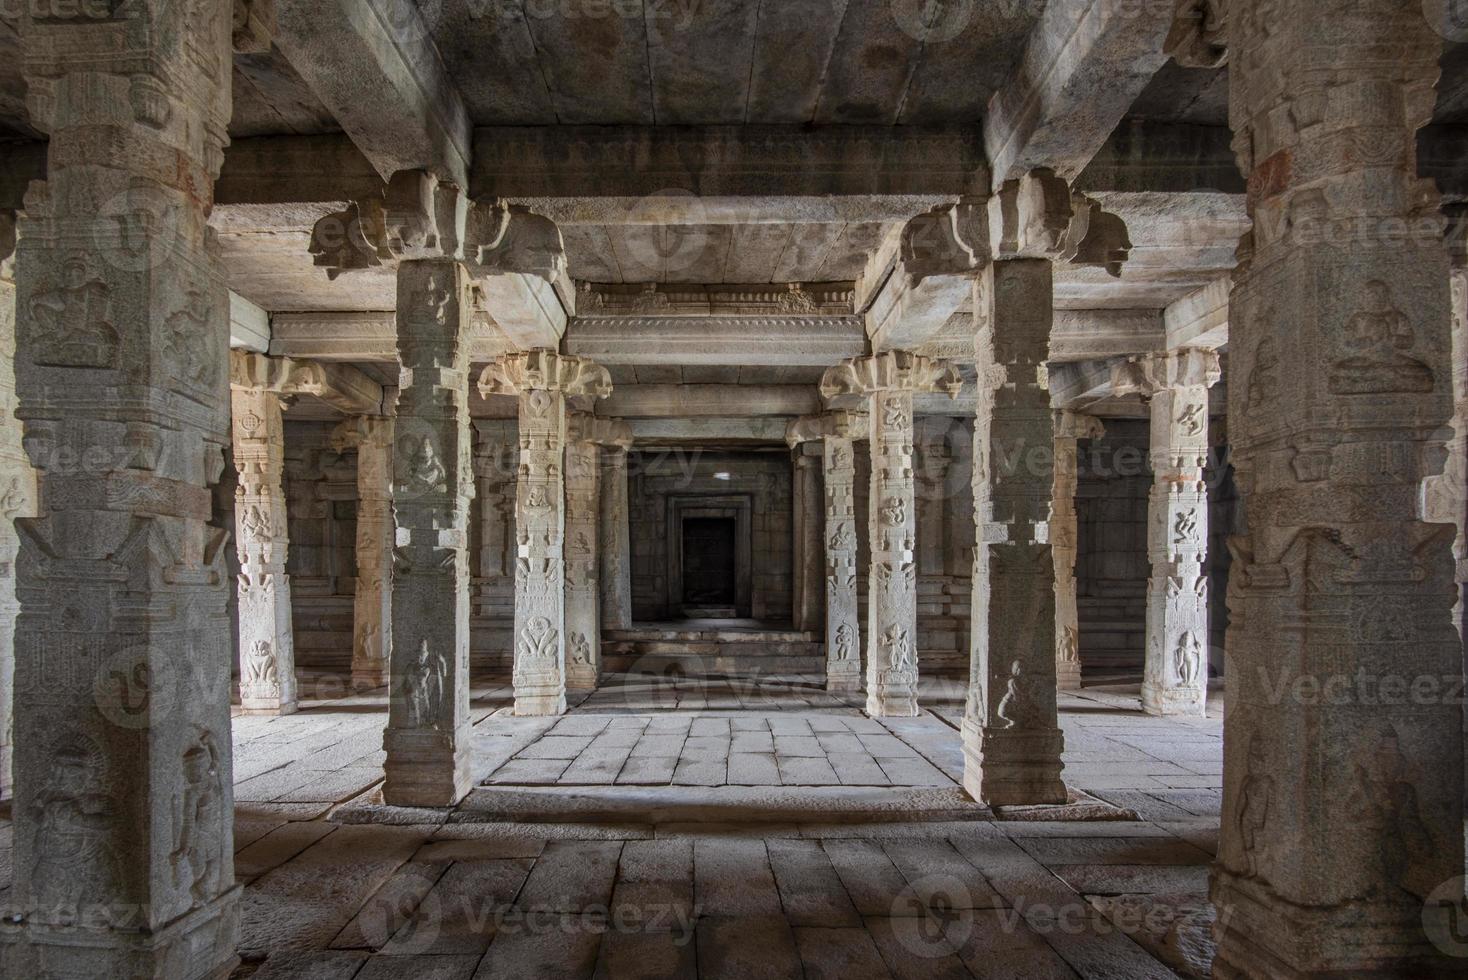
[229,350,385,416]
[820,352,961,716]
[1112,348,1221,716]
[788,410,869,693]
[330,415,395,690]
[562,412,631,691]
[382,259,476,807]
[1213,4,1463,976]
[1053,410,1104,691]
[479,350,612,715]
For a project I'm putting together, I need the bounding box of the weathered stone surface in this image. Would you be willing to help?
[3,3,240,977]
[562,413,630,691]
[964,259,1067,807]
[1053,412,1104,691]
[1212,2,1467,976]
[1113,349,1221,717]
[383,260,475,807]
[331,415,395,690]
[0,269,35,803]
[599,447,633,632]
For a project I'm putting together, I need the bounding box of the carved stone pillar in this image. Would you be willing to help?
[599,446,633,631]
[1053,411,1103,692]
[564,422,601,690]
[480,352,611,716]
[792,444,825,632]
[821,353,961,717]
[963,259,1066,806]
[383,259,475,806]
[473,421,517,580]
[1114,349,1220,716]
[1214,3,1465,976]
[332,416,395,690]
[231,386,297,714]
[2,4,239,977]
[915,439,951,578]
[0,242,35,803]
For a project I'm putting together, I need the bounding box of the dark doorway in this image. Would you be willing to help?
[682,517,737,609]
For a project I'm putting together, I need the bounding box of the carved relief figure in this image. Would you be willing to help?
[402,434,446,494]
[165,287,217,388]
[1236,735,1274,880]
[833,622,857,662]
[1329,280,1434,395]
[1177,401,1205,437]
[880,496,907,527]
[518,616,560,667]
[31,733,120,915]
[28,254,120,368]
[883,625,915,673]
[1246,337,1278,410]
[1058,625,1079,665]
[403,640,446,729]
[1345,726,1436,898]
[1173,511,1199,550]
[568,631,591,666]
[1173,631,1202,688]
[996,660,1041,729]
[173,728,223,906]
[828,522,855,551]
[243,640,279,693]
[240,504,271,545]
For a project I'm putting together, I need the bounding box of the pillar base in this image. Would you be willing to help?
[514,692,568,717]
[350,669,388,692]
[382,727,473,806]
[0,884,241,980]
[864,692,918,718]
[1210,870,1464,979]
[238,699,298,717]
[1141,680,1206,717]
[826,668,862,693]
[961,720,1067,806]
[565,669,599,692]
[1056,662,1082,691]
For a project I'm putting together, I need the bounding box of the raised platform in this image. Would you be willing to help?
[602,620,825,676]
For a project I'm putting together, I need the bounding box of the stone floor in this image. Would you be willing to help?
[0,671,1226,979]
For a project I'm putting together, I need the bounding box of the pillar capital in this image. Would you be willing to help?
[568,412,633,450]
[819,350,962,401]
[1055,410,1105,442]
[988,169,1133,277]
[230,350,385,416]
[1111,348,1221,398]
[784,409,868,448]
[479,350,612,400]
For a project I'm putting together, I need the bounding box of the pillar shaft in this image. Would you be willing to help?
[963,259,1066,806]
[866,390,920,717]
[599,448,632,632]
[1053,412,1101,692]
[564,435,601,690]
[513,388,569,714]
[347,417,394,689]
[793,446,824,632]
[383,259,474,806]
[232,389,297,713]
[4,3,239,975]
[0,272,33,802]
[823,436,862,692]
[1213,2,1465,975]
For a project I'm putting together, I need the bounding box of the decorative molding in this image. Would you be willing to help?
[567,314,865,366]
[576,281,855,316]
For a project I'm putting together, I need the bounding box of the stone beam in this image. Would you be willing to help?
[1076,120,1246,194]
[861,202,986,352]
[268,311,514,362]
[215,134,384,207]
[229,291,270,353]
[984,0,1173,188]
[1049,358,1124,410]
[598,384,821,419]
[1053,309,1167,360]
[566,316,866,367]
[628,417,793,446]
[229,351,385,417]
[273,0,472,186]
[1164,277,1230,351]
[471,126,988,203]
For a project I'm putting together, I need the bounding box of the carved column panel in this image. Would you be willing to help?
[599,447,632,631]
[820,353,961,718]
[232,388,297,713]
[472,421,516,580]
[1214,3,1465,976]
[480,352,612,716]
[1115,350,1220,716]
[0,264,35,803]
[823,434,862,692]
[564,428,600,690]
[332,416,394,690]
[963,259,1066,806]
[1053,411,1102,692]
[383,259,475,806]
[4,4,239,977]
[792,445,825,633]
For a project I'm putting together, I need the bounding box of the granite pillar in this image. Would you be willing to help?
[1053,411,1103,692]
[3,2,240,975]
[792,444,825,633]
[599,446,633,632]
[1213,2,1466,974]
[0,245,35,803]
[963,259,1067,805]
[332,416,395,690]
[564,424,601,690]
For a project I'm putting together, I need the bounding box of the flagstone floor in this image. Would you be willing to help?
[0,672,1227,979]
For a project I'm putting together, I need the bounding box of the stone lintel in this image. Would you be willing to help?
[1163,277,1231,352]
[229,350,385,417]
[785,411,869,448]
[568,413,633,450]
[479,349,612,400]
[820,351,964,413]
[567,315,866,367]
[598,384,820,420]
[576,281,854,316]
[229,290,270,353]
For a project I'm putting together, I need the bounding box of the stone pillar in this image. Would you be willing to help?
[820,353,961,717]
[480,352,612,716]
[332,416,395,690]
[1114,349,1221,716]
[231,387,298,714]
[1053,411,1103,692]
[963,259,1066,806]
[792,444,825,632]
[599,446,633,631]
[0,234,35,803]
[2,3,239,977]
[915,438,951,578]
[1213,2,1465,975]
[383,259,475,806]
[564,423,601,690]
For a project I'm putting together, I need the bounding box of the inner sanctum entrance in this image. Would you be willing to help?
[682,516,738,614]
